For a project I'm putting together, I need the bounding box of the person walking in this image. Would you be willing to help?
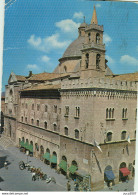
[32,172,36,181]
[67,180,71,191]
[4,161,8,169]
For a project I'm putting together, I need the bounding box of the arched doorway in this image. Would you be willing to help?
[29,141,33,156]
[119,162,130,182]
[34,143,39,157]
[50,151,57,169]
[104,165,115,187]
[40,145,44,160]
[69,160,78,180]
[43,148,50,165]
[59,156,67,175]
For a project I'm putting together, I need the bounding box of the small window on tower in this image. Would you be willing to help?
[96,54,100,69]
[88,33,91,42]
[64,66,67,73]
[85,53,89,69]
[96,33,100,44]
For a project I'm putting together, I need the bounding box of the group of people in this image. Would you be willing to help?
[31,167,45,181]
[67,180,79,191]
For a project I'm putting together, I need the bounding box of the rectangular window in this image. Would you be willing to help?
[45,105,48,112]
[75,107,80,118]
[65,106,69,116]
[106,108,115,120]
[32,104,34,110]
[54,105,57,113]
[37,104,40,111]
[122,108,127,119]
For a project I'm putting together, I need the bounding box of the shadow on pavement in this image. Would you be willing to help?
[0,176,4,182]
[0,155,11,169]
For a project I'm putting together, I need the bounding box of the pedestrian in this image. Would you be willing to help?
[4,161,8,169]
[67,180,71,191]
[32,172,36,181]
[109,182,113,190]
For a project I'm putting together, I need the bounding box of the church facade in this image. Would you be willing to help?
[4,7,137,190]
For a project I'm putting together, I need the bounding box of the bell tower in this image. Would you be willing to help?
[80,6,106,79]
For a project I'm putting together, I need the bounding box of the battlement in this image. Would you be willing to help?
[61,77,137,91]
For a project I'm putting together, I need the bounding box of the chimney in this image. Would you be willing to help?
[28,71,32,77]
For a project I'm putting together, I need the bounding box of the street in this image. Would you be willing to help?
[0,140,74,191]
[0,135,135,192]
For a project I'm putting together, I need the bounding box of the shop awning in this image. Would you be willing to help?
[104,170,115,181]
[58,160,67,172]
[120,167,130,177]
[68,165,78,174]
[24,142,30,150]
[50,155,57,164]
[28,144,33,153]
[20,141,25,147]
[43,152,50,161]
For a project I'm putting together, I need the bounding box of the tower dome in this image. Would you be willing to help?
[61,36,85,59]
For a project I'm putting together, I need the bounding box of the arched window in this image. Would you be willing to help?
[88,33,91,42]
[112,108,114,118]
[106,132,112,142]
[96,54,100,69]
[37,120,39,126]
[106,108,108,119]
[25,117,27,123]
[53,123,57,131]
[96,33,100,44]
[122,108,127,118]
[62,155,67,161]
[134,130,136,139]
[40,145,44,155]
[22,137,25,142]
[45,105,48,112]
[31,118,34,125]
[64,127,68,136]
[121,131,126,140]
[35,143,39,151]
[32,104,34,110]
[44,121,47,129]
[85,53,89,69]
[21,116,23,122]
[64,66,67,73]
[9,89,13,95]
[46,148,50,153]
[135,108,137,120]
[109,108,112,118]
[26,139,29,143]
[75,129,79,139]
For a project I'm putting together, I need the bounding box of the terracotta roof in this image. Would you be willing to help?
[112,72,138,82]
[27,72,69,81]
[21,83,61,91]
[16,75,26,81]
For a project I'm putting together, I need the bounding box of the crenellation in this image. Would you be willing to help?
[61,77,137,91]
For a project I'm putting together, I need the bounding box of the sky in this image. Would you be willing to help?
[2,0,138,91]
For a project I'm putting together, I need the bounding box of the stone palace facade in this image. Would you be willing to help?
[4,7,137,190]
